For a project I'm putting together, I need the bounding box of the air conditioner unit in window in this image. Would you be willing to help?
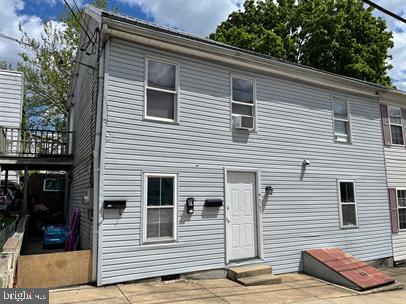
[232,116,254,130]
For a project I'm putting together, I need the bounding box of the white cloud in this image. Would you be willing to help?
[372,0,406,91]
[0,0,45,67]
[118,0,243,36]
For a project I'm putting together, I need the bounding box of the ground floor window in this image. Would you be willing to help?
[143,173,177,243]
[397,189,406,230]
[338,180,358,228]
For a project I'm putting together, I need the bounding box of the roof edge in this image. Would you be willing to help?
[88,6,406,100]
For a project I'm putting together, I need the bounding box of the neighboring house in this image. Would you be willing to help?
[0,69,24,182]
[70,6,406,286]
[380,97,406,263]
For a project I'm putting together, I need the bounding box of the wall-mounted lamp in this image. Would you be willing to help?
[265,186,274,196]
[303,159,310,166]
[186,197,195,214]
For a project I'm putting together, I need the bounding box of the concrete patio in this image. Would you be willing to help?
[50,267,406,304]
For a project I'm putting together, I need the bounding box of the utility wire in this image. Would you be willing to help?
[63,0,93,43]
[65,0,98,55]
[0,33,31,47]
[362,0,406,24]
[72,0,92,37]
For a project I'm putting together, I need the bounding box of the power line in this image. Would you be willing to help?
[362,0,406,24]
[72,0,92,35]
[0,33,31,47]
[63,0,93,43]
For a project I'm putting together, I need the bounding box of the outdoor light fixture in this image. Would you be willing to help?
[265,186,274,196]
[303,159,310,166]
[186,197,195,214]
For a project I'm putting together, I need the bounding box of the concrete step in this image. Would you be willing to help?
[227,264,273,281]
[237,274,282,286]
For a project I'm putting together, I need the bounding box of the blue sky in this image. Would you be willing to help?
[0,0,405,90]
[20,0,150,22]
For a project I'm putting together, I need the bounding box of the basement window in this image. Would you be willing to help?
[145,58,178,122]
[143,173,177,243]
[338,180,358,229]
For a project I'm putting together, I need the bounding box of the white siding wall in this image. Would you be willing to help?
[0,70,23,182]
[69,17,99,250]
[100,38,392,285]
[0,70,23,128]
[384,145,406,261]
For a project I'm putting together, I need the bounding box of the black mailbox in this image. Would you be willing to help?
[103,200,126,209]
[204,199,223,207]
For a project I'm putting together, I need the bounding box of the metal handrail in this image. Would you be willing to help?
[0,127,72,158]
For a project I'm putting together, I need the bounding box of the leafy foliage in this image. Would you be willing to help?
[210,0,394,86]
[0,59,12,70]
[18,0,108,131]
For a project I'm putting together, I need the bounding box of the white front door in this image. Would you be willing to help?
[226,171,257,261]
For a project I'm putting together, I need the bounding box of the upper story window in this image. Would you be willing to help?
[338,180,358,229]
[231,76,255,130]
[397,189,406,230]
[143,173,177,243]
[332,98,351,143]
[145,58,178,122]
[389,106,404,145]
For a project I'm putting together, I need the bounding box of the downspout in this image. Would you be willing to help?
[92,23,110,285]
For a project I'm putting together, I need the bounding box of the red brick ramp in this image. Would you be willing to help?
[302,248,394,291]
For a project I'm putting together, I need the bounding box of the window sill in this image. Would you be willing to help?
[390,143,405,148]
[340,225,359,230]
[334,139,352,145]
[141,240,178,249]
[143,117,179,125]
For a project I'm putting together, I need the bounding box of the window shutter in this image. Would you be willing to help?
[401,108,406,146]
[380,104,391,146]
[388,188,399,234]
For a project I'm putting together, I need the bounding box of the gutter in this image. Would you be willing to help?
[101,18,406,100]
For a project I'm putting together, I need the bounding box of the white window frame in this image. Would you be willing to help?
[396,188,406,231]
[337,179,358,229]
[142,173,178,244]
[144,56,180,123]
[332,97,352,143]
[230,74,257,131]
[388,105,404,146]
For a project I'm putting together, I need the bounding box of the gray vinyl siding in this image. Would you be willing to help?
[0,70,23,128]
[69,18,99,250]
[99,37,392,285]
[384,145,406,261]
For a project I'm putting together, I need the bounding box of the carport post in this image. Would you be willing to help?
[4,170,8,195]
[22,166,29,214]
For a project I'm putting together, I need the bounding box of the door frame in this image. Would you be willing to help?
[224,167,263,264]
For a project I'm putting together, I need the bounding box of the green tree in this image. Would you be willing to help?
[210,0,394,86]
[18,0,108,131]
[0,59,12,70]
